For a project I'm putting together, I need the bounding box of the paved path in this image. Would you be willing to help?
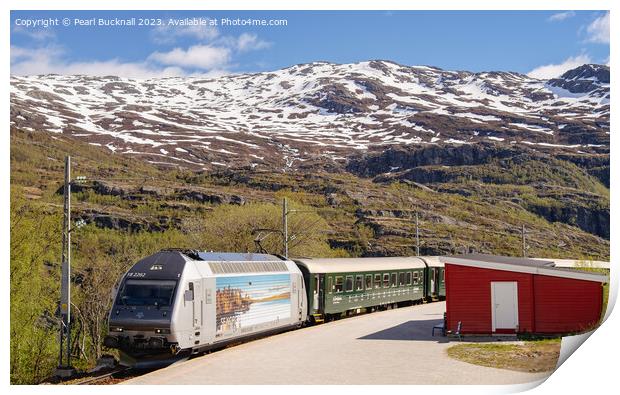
[124,302,551,385]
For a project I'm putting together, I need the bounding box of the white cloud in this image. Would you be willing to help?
[192,32,271,53]
[585,12,610,43]
[548,11,575,22]
[58,61,187,79]
[148,45,231,70]
[12,25,56,41]
[527,54,592,79]
[11,30,272,78]
[152,22,271,54]
[10,45,214,78]
[236,33,271,52]
[10,45,62,64]
[151,23,219,44]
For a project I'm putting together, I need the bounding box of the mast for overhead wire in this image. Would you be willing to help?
[56,156,76,379]
[282,197,289,259]
[521,224,527,258]
[415,212,420,256]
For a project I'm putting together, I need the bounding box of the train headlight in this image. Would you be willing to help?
[154,328,171,334]
[111,327,124,332]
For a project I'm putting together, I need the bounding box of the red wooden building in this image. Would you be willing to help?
[440,254,608,335]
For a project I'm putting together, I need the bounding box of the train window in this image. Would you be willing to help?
[118,279,177,308]
[355,275,363,291]
[398,272,405,286]
[441,270,445,282]
[345,276,354,292]
[413,271,420,285]
[406,272,412,285]
[383,273,390,288]
[374,274,382,289]
[327,277,333,294]
[334,276,343,293]
[365,274,373,290]
[391,273,397,287]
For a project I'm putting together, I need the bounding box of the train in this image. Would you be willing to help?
[103,249,445,367]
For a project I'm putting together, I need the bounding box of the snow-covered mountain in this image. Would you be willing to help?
[10,61,609,170]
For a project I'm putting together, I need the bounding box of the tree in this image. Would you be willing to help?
[10,195,61,384]
[182,200,345,258]
[71,227,189,362]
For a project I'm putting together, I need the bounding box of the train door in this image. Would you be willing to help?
[202,277,216,344]
[190,281,202,331]
[318,275,324,312]
[296,275,302,321]
[312,275,321,313]
[293,275,308,322]
[439,268,445,297]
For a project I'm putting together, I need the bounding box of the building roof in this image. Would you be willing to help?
[531,258,610,270]
[441,254,608,283]
[445,254,555,267]
[294,257,427,273]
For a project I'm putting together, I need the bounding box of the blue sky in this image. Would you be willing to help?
[10,10,610,79]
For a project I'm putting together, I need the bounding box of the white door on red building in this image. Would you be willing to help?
[491,281,519,331]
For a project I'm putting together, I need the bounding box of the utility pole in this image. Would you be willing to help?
[521,224,526,258]
[281,197,320,259]
[282,197,289,259]
[449,234,455,254]
[415,212,420,256]
[56,156,76,378]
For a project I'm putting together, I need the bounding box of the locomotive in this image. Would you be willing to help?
[103,250,445,366]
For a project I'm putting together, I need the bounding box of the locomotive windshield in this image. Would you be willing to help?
[117,279,177,308]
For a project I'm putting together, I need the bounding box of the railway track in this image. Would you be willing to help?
[74,367,134,385]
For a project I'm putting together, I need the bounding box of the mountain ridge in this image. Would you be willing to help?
[10,61,609,171]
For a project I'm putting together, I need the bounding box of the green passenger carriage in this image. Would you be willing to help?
[294,257,428,323]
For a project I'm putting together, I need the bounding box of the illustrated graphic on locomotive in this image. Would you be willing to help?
[215,274,291,339]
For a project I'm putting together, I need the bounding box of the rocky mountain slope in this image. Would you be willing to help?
[10,129,609,259]
[10,62,609,170]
